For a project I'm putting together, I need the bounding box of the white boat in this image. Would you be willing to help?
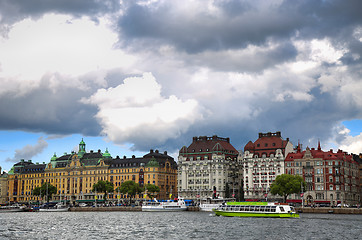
[213,202,299,218]
[0,204,26,213]
[199,197,235,212]
[39,202,69,212]
[142,198,187,212]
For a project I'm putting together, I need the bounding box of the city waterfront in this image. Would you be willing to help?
[0,212,360,239]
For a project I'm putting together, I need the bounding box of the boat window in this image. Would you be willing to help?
[254,206,260,211]
[260,206,266,211]
[271,206,276,212]
[265,206,270,212]
[240,206,245,211]
[279,207,285,212]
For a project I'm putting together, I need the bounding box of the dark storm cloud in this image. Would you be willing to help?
[0,0,120,25]
[191,41,298,72]
[117,0,362,54]
[0,77,101,136]
[118,1,302,53]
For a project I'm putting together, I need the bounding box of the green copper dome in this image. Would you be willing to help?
[78,138,86,157]
[51,153,57,161]
[102,148,112,158]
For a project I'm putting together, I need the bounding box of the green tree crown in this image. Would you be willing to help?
[270,174,306,202]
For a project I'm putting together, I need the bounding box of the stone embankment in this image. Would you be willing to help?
[296,207,362,214]
[70,206,142,212]
[69,206,361,214]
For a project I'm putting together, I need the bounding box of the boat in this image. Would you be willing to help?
[142,198,187,211]
[0,204,26,213]
[39,202,69,212]
[213,201,300,218]
[199,197,235,212]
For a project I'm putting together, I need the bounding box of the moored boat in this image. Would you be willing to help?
[199,197,235,212]
[0,204,26,213]
[142,198,187,212]
[213,202,299,218]
[39,202,69,212]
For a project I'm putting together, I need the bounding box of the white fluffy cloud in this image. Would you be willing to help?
[83,72,202,147]
[0,13,135,94]
[339,132,362,154]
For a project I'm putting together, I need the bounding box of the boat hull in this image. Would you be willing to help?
[39,208,69,212]
[142,206,187,212]
[213,209,299,218]
[199,204,220,212]
[0,208,25,213]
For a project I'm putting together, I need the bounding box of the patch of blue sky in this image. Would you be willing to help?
[342,119,362,137]
[0,131,145,172]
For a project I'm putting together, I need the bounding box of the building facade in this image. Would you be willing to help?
[178,135,241,200]
[285,143,360,206]
[6,139,177,204]
[0,167,8,204]
[241,132,294,200]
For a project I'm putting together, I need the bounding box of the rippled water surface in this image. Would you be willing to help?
[0,211,361,240]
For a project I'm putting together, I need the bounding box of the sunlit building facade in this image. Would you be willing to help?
[0,167,8,204]
[6,139,177,204]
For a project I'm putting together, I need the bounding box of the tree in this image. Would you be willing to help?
[117,181,143,204]
[144,184,160,199]
[33,182,57,203]
[270,174,306,203]
[92,180,114,202]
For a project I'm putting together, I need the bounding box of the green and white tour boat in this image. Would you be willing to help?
[213,201,299,218]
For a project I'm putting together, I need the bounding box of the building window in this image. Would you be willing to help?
[329,185,333,190]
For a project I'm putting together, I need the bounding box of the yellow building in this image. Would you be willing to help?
[0,167,8,205]
[7,139,177,204]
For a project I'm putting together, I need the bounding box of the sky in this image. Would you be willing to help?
[0,0,362,172]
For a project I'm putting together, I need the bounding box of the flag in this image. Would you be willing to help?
[95,195,97,200]
[144,194,147,199]
[169,193,172,199]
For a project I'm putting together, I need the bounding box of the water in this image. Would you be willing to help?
[0,212,361,240]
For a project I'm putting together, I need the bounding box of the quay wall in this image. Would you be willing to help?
[69,206,361,214]
[70,206,141,212]
[296,207,362,214]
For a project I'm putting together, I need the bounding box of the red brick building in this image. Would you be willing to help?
[285,142,360,206]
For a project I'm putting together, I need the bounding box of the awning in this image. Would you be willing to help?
[287,199,302,203]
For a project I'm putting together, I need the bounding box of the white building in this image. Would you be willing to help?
[241,132,294,200]
[178,136,241,201]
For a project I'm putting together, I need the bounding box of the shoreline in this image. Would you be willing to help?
[67,206,362,214]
